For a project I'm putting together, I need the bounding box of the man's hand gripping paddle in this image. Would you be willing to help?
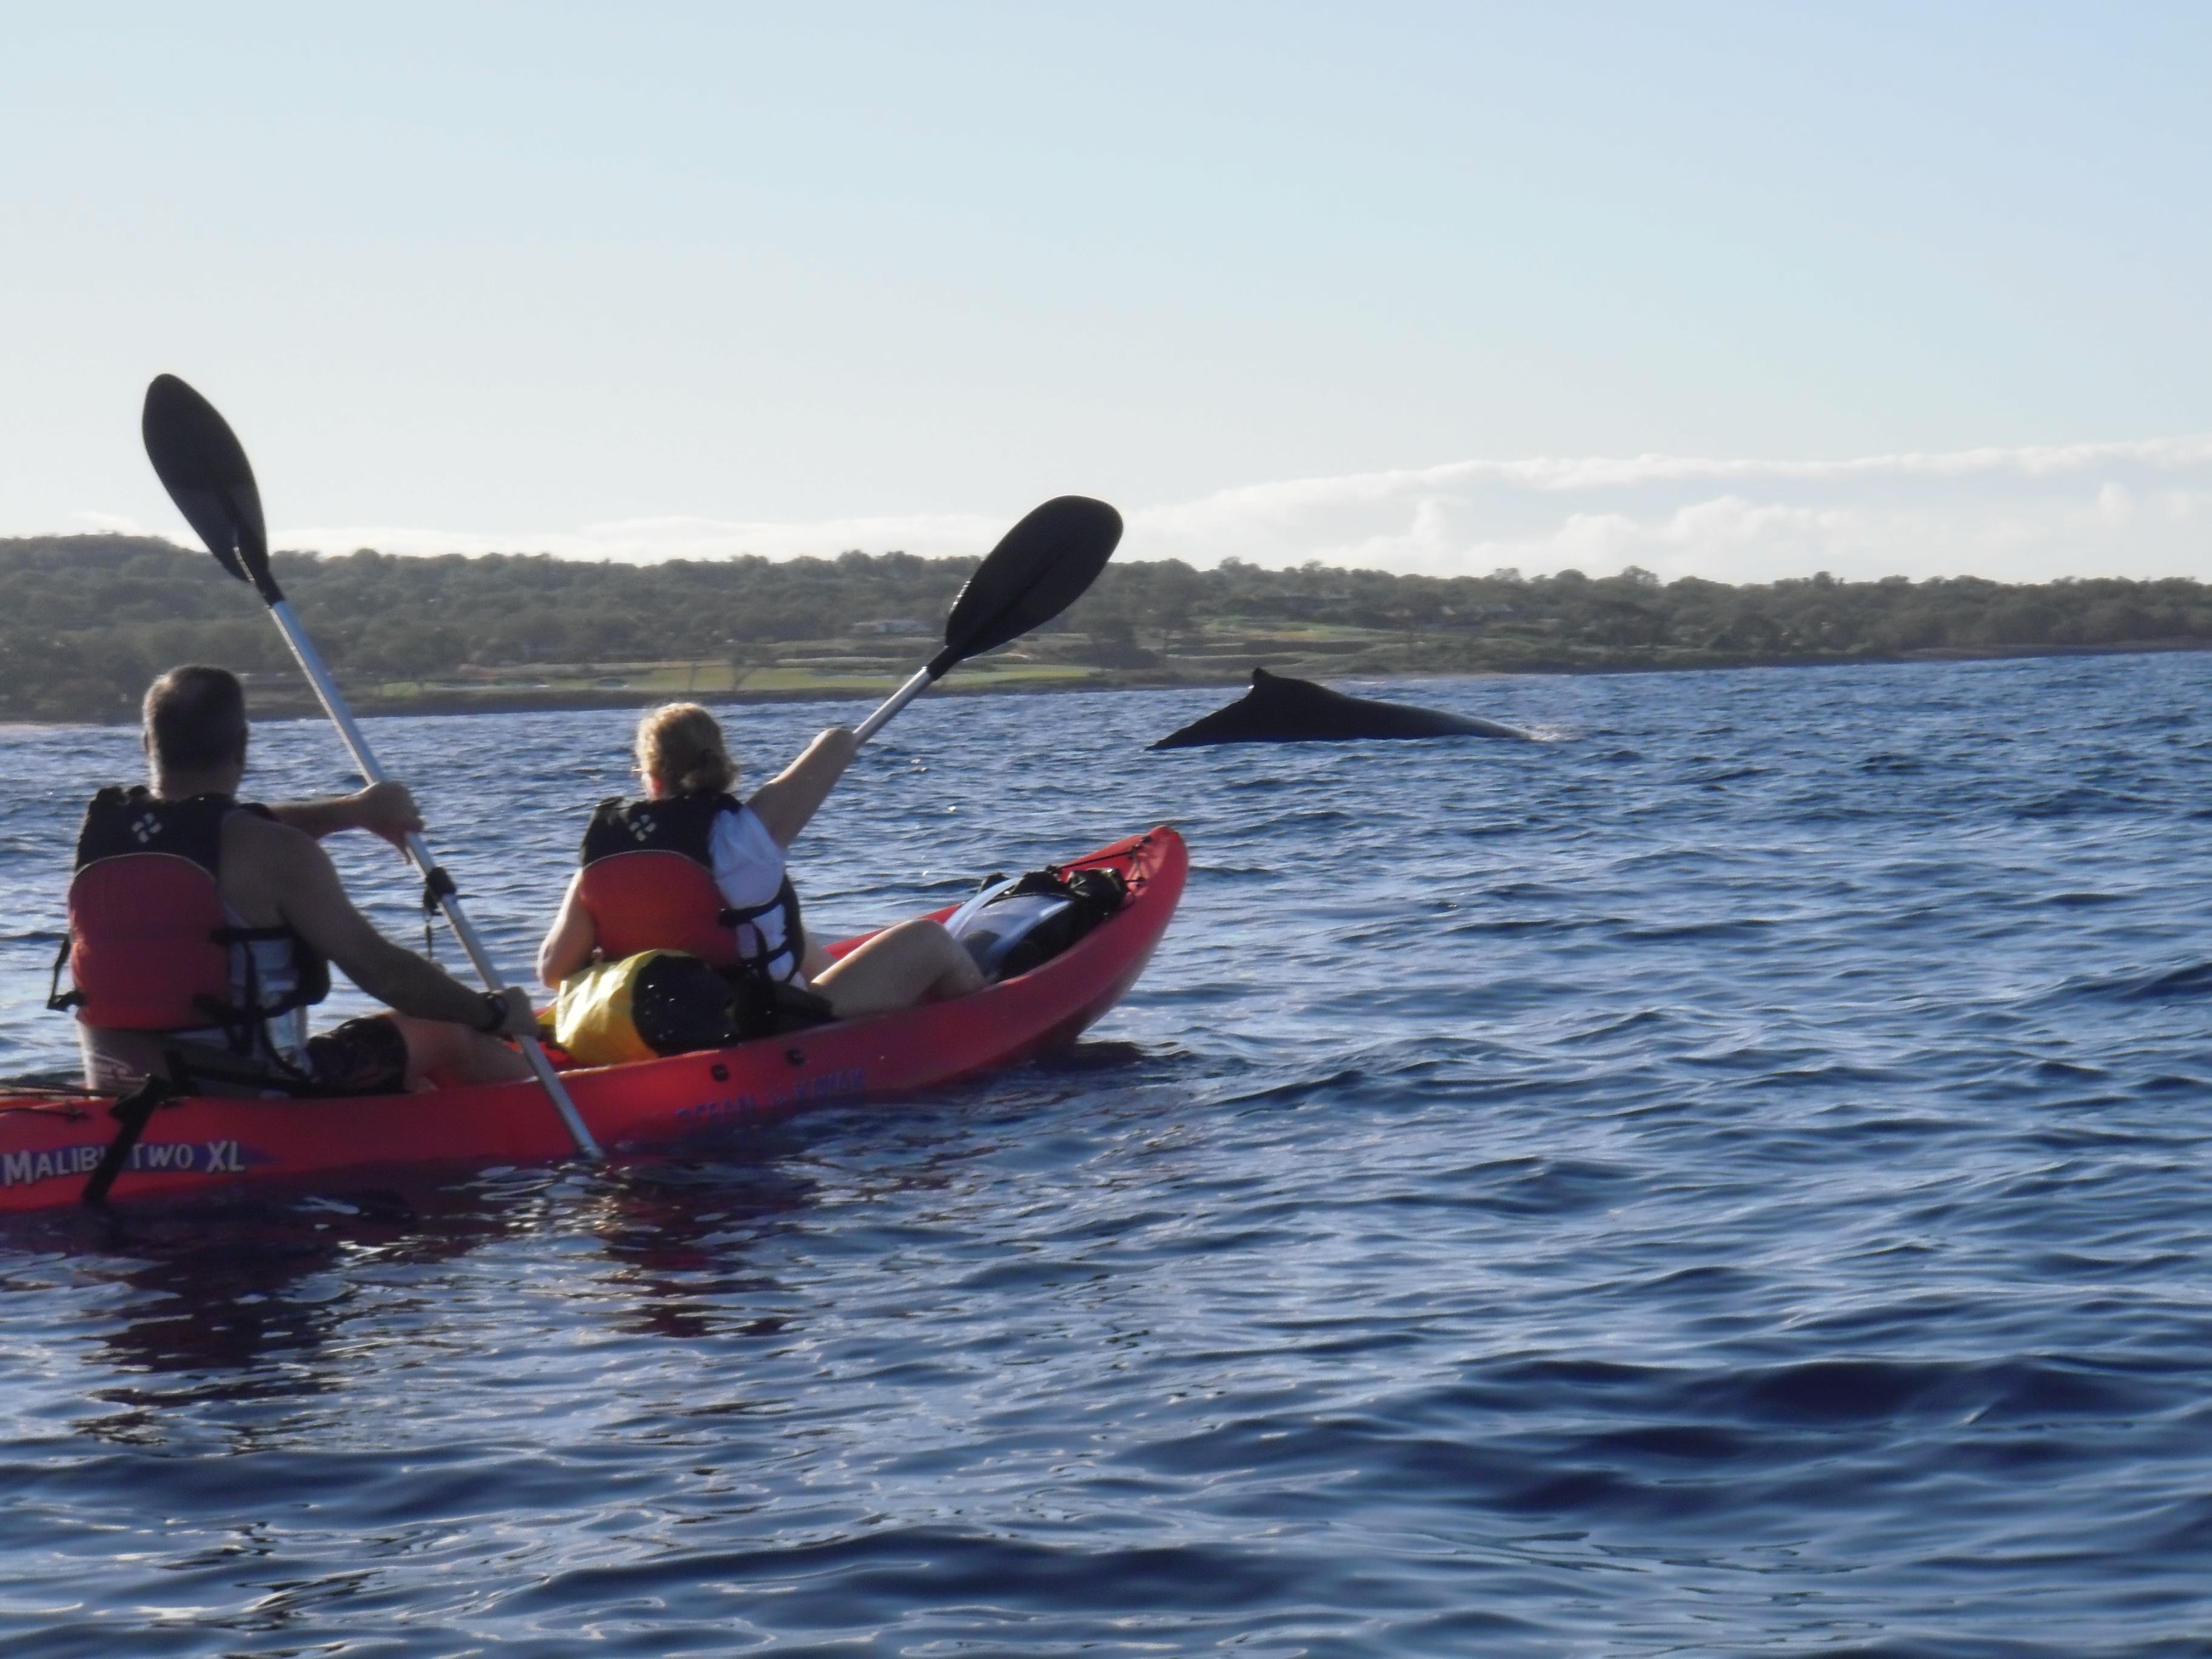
[140,373,603,1159]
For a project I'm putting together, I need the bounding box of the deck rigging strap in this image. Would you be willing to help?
[81,1073,181,1207]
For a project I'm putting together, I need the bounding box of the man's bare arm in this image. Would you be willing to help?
[266,827,533,1034]
[267,782,423,848]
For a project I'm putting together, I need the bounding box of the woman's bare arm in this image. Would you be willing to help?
[537,872,599,988]
[745,726,860,849]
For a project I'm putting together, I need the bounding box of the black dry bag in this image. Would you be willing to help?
[946,866,1127,982]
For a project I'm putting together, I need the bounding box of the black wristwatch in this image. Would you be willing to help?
[474,991,509,1034]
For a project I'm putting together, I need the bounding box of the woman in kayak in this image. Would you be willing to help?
[536,703,985,1016]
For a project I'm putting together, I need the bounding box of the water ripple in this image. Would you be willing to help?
[5,655,2212,1652]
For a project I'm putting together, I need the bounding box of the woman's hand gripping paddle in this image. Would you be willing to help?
[139,374,604,1160]
[851,497,1123,745]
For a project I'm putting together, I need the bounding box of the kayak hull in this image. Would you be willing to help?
[0,826,1185,1213]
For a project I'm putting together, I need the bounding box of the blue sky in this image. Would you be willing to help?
[3,3,2208,581]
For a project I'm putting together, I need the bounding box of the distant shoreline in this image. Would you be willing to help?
[15,638,2211,728]
[18,536,2212,728]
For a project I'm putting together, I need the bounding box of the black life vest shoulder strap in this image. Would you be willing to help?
[711,800,805,982]
[198,797,330,1021]
[718,874,806,982]
[45,934,78,1014]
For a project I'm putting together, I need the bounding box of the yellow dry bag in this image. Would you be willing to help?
[554,950,734,1068]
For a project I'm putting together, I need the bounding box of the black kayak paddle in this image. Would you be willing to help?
[140,373,603,1159]
[852,495,1122,743]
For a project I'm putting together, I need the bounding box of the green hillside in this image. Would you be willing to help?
[5,535,2211,723]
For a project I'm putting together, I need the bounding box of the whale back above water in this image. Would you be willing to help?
[1150,668,1538,749]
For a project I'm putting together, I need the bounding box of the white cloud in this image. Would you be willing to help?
[274,511,1009,563]
[1122,437,2212,583]
[260,435,2212,584]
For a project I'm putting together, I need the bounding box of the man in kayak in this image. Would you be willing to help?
[57,665,539,1095]
[536,702,984,1017]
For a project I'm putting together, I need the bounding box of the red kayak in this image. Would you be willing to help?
[0,826,1185,1213]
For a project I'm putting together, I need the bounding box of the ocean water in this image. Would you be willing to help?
[4,655,2212,1656]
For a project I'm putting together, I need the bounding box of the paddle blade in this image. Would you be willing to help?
[142,374,280,602]
[934,495,1122,673]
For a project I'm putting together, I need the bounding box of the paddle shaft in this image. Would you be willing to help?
[265,600,604,1159]
[852,666,934,746]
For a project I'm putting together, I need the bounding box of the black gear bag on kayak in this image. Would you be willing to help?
[947,865,1128,982]
[724,973,836,1042]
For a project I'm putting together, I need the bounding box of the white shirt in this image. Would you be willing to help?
[708,805,802,981]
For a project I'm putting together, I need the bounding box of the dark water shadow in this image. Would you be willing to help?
[572,1146,825,1342]
[21,1179,546,1425]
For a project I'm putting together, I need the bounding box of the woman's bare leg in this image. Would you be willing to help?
[811,919,984,1019]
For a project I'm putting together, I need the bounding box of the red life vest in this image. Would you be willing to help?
[49,787,329,1044]
[575,794,805,981]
